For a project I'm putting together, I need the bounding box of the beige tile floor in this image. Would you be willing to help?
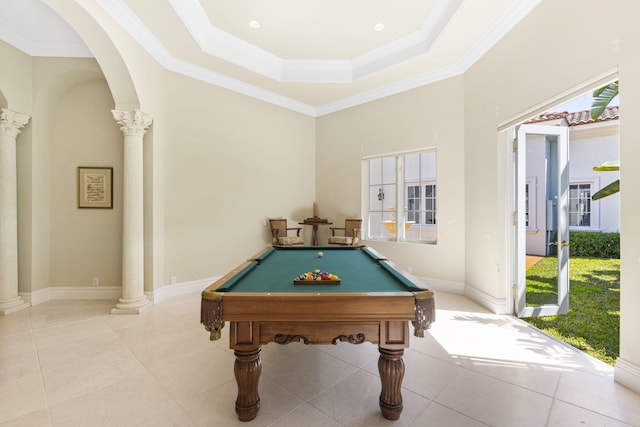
[1,291,639,426]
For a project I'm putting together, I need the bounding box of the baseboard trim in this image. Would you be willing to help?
[20,288,50,306]
[20,286,121,305]
[415,276,465,295]
[20,278,220,307]
[147,277,218,304]
[615,358,640,394]
[413,276,514,314]
[464,285,512,314]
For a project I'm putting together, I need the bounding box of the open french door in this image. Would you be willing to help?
[515,124,570,317]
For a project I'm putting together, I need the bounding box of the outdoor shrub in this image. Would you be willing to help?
[569,231,620,258]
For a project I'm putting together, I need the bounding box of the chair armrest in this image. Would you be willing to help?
[287,227,302,236]
[329,227,345,236]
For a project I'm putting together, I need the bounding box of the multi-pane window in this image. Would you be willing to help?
[366,150,436,243]
[407,185,421,223]
[367,156,397,238]
[569,183,591,227]
[407,184,436,225]
[424,184,436,225]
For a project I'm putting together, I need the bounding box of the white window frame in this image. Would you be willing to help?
[362,149,437,244]
[568,179,599,231]
[405,181,437,245]
[406,182,437,226]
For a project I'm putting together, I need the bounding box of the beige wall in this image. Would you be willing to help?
[50,78,122,287]
[316,77,466,285]
[462,0,639,387]
[162,71,316,283]
[0,43,118,294]
[463,0,631,302]
[0,41,32,113]
[618,23,640,380]
[15,54,120,292]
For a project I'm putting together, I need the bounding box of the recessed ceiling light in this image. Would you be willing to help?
[248,20,261,29]
[373,23,385,32]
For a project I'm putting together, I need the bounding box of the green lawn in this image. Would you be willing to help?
[523,257,620,365]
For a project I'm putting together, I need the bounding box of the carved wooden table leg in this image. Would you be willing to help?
[234,347,262,421]
[378,347,405,420]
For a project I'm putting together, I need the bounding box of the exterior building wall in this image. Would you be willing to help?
[525,121,619,255]
[570,124,620,232]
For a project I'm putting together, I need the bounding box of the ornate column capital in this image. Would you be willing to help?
[0,109,31,138]
[112,109,152,138]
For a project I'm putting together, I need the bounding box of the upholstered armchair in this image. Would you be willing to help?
[269,218,304,246]
[328,219,362,245]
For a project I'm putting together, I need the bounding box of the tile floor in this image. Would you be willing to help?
[1,291,639,426]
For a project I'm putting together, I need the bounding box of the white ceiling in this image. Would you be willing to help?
[0,0,541,116]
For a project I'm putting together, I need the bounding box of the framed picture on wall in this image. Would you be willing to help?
[78,167,113,209]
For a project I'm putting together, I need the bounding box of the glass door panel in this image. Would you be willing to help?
[516,125,569,317]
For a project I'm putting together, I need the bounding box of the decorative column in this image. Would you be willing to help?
[0,109,30,315]
[111,110,153,314]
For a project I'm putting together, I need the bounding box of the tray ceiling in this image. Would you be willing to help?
[0,0,541,116]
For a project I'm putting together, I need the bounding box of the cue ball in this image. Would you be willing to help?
[317,251,324,258]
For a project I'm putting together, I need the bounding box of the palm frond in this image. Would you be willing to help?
[591,81,618,120]
[592,179,619,200]
[593,160,620,172]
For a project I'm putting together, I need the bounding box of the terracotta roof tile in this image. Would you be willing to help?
[524,106,618,126]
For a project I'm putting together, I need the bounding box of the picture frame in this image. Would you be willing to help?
[78,167,113,209]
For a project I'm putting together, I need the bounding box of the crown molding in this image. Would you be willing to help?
[457,0,542,71]
[168,0,465,83]
[0,0,542,116]
[351,0,464,80]
[95,0,541,117]
[317,0,542,116]
[168,55,318,116]
[316,62,465,116]
[97,0,316,116]
[168,0,284,80]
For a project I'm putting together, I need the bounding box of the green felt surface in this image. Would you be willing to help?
[216,246,421,293]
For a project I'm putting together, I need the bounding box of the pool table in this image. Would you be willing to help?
[201,245,435,421]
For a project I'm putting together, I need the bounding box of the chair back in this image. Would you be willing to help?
[269,219,287,243]
[345,219,362,238]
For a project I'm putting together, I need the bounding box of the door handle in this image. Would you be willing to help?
[549,241,570,246]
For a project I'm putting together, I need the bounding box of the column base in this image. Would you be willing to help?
[0,296,30,315]
[111,296,153,314]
